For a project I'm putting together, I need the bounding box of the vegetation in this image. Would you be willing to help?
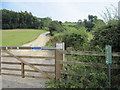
[49,21,65,36]
[2,9,40,29]
[1,9,62,31]
[1,5,120,88]
[63,22,77,27]
[52,27,89,50]
[2,29,46,46]
[45,6,120,89]
[47,55,108,88]
[39,17,52,30]
[92,20,120,52]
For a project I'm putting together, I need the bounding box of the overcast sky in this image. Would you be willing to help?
[1,0,119,22]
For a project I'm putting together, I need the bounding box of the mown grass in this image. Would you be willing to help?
[1,29,47,46]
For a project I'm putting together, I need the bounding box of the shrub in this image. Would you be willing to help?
[53,27,89,50]
[92,20,120,52]
[46,55,109,88]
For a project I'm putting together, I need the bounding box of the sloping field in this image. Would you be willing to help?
[1,29,47,46]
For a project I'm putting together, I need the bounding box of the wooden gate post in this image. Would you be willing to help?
[55,49,63,80]
[21,62,25,78]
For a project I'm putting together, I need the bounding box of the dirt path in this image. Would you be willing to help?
[1,32,55,88]
[22,32,50,47]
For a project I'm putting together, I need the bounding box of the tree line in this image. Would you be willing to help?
[1,9,63,31]
[2,9,39,29]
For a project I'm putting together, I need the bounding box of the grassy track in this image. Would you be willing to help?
[1,29,47,46]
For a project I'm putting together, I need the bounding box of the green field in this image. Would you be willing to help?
[63,23,77,26]
[1,29,47,46]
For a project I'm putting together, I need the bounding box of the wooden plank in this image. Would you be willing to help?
[2,73,21,77]
[2,73,54,79]
[25,75,55,79]
[2,62,55,66]
[60,60,106,66]
[58,50,120,57]
[29,63,55,67]
[1,47,120,56]
[58,50,105,56]
[0,47,56,50]
[1,55,55,59]
[0,47,31,50]
[3,50,54,80]
[2,62,21,65]
[25,69,55,73]
[1,68,21,71]
[2,67,55,73]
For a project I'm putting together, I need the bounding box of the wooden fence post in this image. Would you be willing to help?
[21,62,25,78]
[55,49,63,80]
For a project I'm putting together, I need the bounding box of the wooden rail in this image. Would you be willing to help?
[1,55,55,59]
[0,46,64,80]
[1,49,56,79]
[58,60,120,69]
[58,50,120,57]
[0,47,56,50]
[57,50,120,77]
[2,62,55,66]
[1,67,55,73]
[1,45,120,81]
[2,73,54,79]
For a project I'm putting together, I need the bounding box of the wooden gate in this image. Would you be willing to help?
[0,46,63,80]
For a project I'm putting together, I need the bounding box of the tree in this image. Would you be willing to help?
[92,19,105,33]
[76,15,98,31]
[49,21,64,36]
[92,5,120,52]
[88,15,97,22]
[40,17,52,30]
[1,9,41,29]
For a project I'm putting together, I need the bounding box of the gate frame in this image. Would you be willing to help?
[0,44,64,80]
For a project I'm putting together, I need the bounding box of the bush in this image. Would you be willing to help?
[49,21,65,36]
[92,20,120,52]
[53,27,89,50]
[46,55,109,88]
